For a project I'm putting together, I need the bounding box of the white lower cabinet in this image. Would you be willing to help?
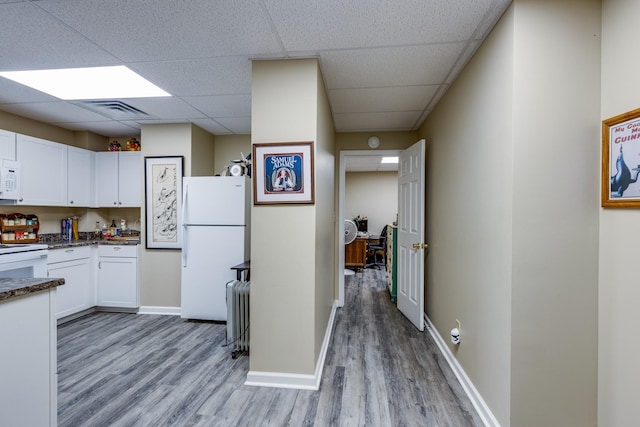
[97,245,139,308]
[48,246,94,319]
[0,289,57,427]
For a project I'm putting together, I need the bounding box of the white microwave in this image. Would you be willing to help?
[0,159,20,200]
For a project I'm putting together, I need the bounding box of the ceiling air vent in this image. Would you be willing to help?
[76,100,151,119]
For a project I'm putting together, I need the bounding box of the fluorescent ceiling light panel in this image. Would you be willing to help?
[0,66,170,100]
[381,156,399,164]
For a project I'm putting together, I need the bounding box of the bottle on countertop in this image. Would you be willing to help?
[94,221,101,239]
[110,220,116,238]
[101,223,109,240]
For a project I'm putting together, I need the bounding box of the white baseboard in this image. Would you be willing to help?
[424,315,500,427]
[138,306,181,316]
[245,300,338,390]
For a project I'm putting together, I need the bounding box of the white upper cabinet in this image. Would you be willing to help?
[117,151,142,207]
[16,134,67,206]
[67,146,95,207]
[0,129,16,160]
[95,151,141,207]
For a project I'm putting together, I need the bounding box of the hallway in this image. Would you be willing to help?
[57,268,481,426]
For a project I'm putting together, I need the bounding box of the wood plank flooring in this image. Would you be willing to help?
[58,268,482,426]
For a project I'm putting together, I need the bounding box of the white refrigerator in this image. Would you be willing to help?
[181,176,251,321]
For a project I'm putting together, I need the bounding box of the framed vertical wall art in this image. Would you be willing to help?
[253,141,315,205]
[144,156,183,249]
[602,108,640,208]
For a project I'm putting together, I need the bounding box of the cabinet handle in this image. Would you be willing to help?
[19,198,23,202]
[98,261,101,269]
[65,249,74,253]
[113,202,117,205]
[70,200,74,204]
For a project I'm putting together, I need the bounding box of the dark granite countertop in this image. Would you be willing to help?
[46,238,140,249]
[0,277,65,302]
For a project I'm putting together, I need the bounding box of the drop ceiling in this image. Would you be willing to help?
[0,0,511,139]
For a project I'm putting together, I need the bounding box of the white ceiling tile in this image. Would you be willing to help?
[0,0,512,137]
[320,43,467,89]
[265,0,497,50]
[0,77,60,103]
[184,94,251,118]
[131,57,252,97]
[0,101,110,123]
[214,117,252,134]
[39,0,284,61]
[190,119,235,136]
[0,2,119,69]
[117,98,207,121]
[329,85,439,113]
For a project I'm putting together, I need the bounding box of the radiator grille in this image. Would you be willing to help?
[226,280,250,358]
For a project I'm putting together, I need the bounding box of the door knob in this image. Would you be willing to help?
[412,242,428,250]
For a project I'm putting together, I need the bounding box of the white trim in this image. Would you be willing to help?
[138,306,181,316]
[425,315,501,427]
[245,300,338,390]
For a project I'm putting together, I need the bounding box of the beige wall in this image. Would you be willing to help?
[599,0,640,425]
[313,67,336,361]
[345,172,397,234]
[510,1,600,425]
[139,123,208,308]
[419,6,515,423]
[0,110,112,150]
[214,135,252,176]
[419,1,600,425]
[335,131,417,152]
[250,58,334,376]
[190,125,215,176]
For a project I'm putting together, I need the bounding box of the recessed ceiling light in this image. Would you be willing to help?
[0,65,170,100]
[381,156,399,164]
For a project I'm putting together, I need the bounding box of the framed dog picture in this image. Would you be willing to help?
[252,141,315,205]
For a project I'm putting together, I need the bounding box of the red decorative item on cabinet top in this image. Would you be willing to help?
[125,137,141,151]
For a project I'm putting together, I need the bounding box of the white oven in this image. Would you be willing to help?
[0,244,48,278]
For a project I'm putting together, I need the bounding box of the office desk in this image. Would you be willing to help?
[345,237,367,269]
[345,236,380,270]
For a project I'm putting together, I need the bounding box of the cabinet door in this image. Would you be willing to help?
[95,152,119,207]
[117,151,141,206]
[16,134,67,205]
[50,257,93,319]
[0,129,16,160]
[345,238,367,268]
[97,256,138,308]
[67,146,95,207]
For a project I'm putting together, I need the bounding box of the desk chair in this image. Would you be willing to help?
[366,225,387,269]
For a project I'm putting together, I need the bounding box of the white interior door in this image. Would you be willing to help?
[397,139,426,330]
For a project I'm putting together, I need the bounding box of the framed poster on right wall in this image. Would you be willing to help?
[602,107,640,208]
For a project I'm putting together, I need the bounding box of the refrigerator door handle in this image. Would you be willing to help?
[182,183,188,268]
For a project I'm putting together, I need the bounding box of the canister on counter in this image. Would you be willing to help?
[61,218,72,240]
[71,216,79,240]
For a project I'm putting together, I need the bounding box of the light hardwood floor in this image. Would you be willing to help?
[58,268,482,426]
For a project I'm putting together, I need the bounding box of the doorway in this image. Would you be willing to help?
[338,149,401,307]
